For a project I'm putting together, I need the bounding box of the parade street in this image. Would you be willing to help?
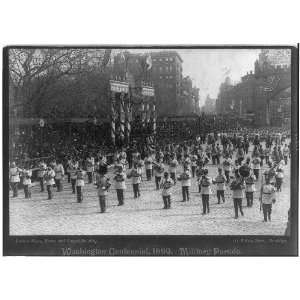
[9,148,290,236]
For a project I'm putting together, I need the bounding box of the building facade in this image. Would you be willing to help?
[216,50,291,126]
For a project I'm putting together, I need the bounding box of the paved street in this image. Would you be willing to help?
[9,148,291,236]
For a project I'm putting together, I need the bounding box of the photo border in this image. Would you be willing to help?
[3,45,299,256]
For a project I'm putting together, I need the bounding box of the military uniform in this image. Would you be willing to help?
[76,169,85,203]
[9,163,21,197]
[54,163,65,192]
[114,170,126,205]
[45,168,55,199]
[37,162,47,192]
[260,183,276,221]
[154,161,164,190]
[178,169,191,202]
[22,169,32,199]
[245,174,256,207]
[96,173,111,213]
[160,177,174,209]
[199,175,212,214]
[213,173,226,204]
[144,156,153,181]
[230,177,245,219]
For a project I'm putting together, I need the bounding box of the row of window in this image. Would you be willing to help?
[152,57,174,62]
[153,65,174,72]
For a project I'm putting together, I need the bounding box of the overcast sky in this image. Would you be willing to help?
[177,49,261,104]
[120,48,261,106]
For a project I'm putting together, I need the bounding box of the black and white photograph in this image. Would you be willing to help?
[3,46,298,255]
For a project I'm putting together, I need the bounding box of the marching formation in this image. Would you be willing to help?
[9,130,290,222]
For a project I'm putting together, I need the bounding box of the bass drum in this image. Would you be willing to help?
[239,164,250,178]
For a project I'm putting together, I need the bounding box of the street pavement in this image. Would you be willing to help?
[9,147,291,235]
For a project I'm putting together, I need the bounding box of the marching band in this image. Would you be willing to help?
[9,131,289,222]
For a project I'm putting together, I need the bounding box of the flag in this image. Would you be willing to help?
[146,54,152,70]
[101,49,111,67]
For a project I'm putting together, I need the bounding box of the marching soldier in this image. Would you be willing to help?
[168,155,178,184]
[196,162,204,193]
[54,160,65,192]
[252,155,261,181]
[260,176,276,222]
[283,144,290,165]
[222,155,232,183]
[75,167,85,203]
[275,166,284,192]
[160,172,174,209]
[127,163,142,198]
[144,153,153,181]
[37,160,47,192]
[153,159,164,190]
[95,167,111,213]
[245,170,256,207]
[9,161,21,197]
[22,165,32,199]
[199,169,212,214]
[114,165,126,206]
[191,154,198,178]
[230,170,245,219]
[178,165,191,202]
[45,166,55,200]
[86,156,94,184]
[213,168,226,204]
[69,160,78,194]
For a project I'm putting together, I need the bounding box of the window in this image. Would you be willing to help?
[169,66,173,72]
[165,58,168,61]
[159,66,162,72]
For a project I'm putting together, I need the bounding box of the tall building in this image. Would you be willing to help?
[202,95,216,114]
[150,51,183,116]
[216,49,291,126]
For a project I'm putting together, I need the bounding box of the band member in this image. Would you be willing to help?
[213,168,226,204]
[114,165,126,206]
[191,154,198,178]
[260,176,276,222]
[37,160,47,192]
[96,167,111,213]
[54,160,65,192]
[199,169,212,214]
[66,157,72,183]
[9,162,21,197]
[69,160,78,194]
[252,155,261,180]
[169,155,178,184]
[160,172,174,209]
[153,159,164,190]
[283,144,290,165]
[236,147,245,166]
[22,166,32,199]
[275,166,284,192]
[86,156,94,184]
[245,171,256,207]
[259,145,265,167]
[45,166,55,200]
[127,163,142,198]
[222,155,232,183]
[264,147,270,164]
[196,163,204,193]
[230,170,245,219]
[144,154,153,181]
[76,167,85,203]
[178,166,191,202]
